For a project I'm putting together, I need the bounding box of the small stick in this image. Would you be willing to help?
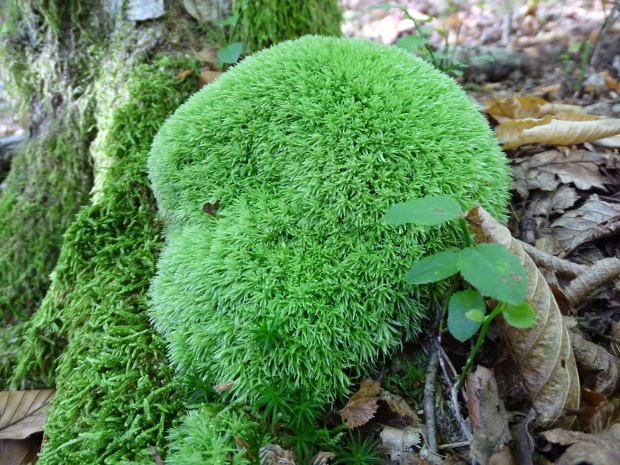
[150,445,164,465]
[423,341,440,455]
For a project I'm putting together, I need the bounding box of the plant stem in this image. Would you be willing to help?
[455,302,505,392]
[458,218,473,248]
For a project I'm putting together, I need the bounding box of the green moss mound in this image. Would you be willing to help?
[234,0,342,51]
[148,36,511,405]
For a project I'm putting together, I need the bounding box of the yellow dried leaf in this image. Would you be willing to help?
[174,69,195,81]
[496,115,620,149]
[465,205,580,427]
[485,95,583,119]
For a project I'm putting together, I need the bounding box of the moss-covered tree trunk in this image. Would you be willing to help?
[0,1,341,463]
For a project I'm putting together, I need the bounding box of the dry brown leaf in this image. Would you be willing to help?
[485,95,583,119]
[259,444,295,465]
[380,426,423,465]
[609,323,620,359]
[542,424,620,465]
[311,451,335,465]
[570,331,620,395]
[0,390,55,440]
[511,149,615,195]
[549,197,620,254]
[519,241,588,280]
[379,391,421,426]
[496,115,620,149]
[198,70,222,88]
[592,134,620,148]
[467,367,514,465]
[465,205,580,427]
[564,257,620,307]
[0,437,40,465]
[192,46,220,71]
[340,378,381,428]
[577,387,620,433]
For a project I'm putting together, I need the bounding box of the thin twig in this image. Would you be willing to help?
[150,446,164,465]
[590,0,620,67]
[423,341,440,455]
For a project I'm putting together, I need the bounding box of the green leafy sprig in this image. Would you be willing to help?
[370,3,493,76]
[384,195,536,391]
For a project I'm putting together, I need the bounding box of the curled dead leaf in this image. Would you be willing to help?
[570,332,620,395]
[549,197,620,255]
[496,115,620,149]
[465,205,580,427]
[467,367,513,465]
[541,424,620,465]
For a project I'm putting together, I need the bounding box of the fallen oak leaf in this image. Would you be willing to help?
[380,426,423,465]
[259,444,295,465]
[564,257,620,308]
[570,331,620,395]
[213,380,234,393]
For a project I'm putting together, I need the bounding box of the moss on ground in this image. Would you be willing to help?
[0,0,103,327]
[234,0,342,51]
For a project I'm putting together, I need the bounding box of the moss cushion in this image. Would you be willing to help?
[148,35,511,405]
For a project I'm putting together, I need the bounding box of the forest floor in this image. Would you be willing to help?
[1,1,620,464]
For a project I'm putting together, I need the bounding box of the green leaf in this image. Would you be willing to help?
[395,35,429,53]
[368,3,396,10]
[501,302,536,328]
[470,54,495,62]
[406,250,459,284]
[383,195,462,226]
[216,15,239,27]
[465,309,485,322]
[448,290,485,342]
[457,243,527,305]
[217,42,243,65]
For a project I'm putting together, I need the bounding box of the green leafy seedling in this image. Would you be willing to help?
[370,4,494,76]
[215,14,243,69]
[384,195,536,391]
